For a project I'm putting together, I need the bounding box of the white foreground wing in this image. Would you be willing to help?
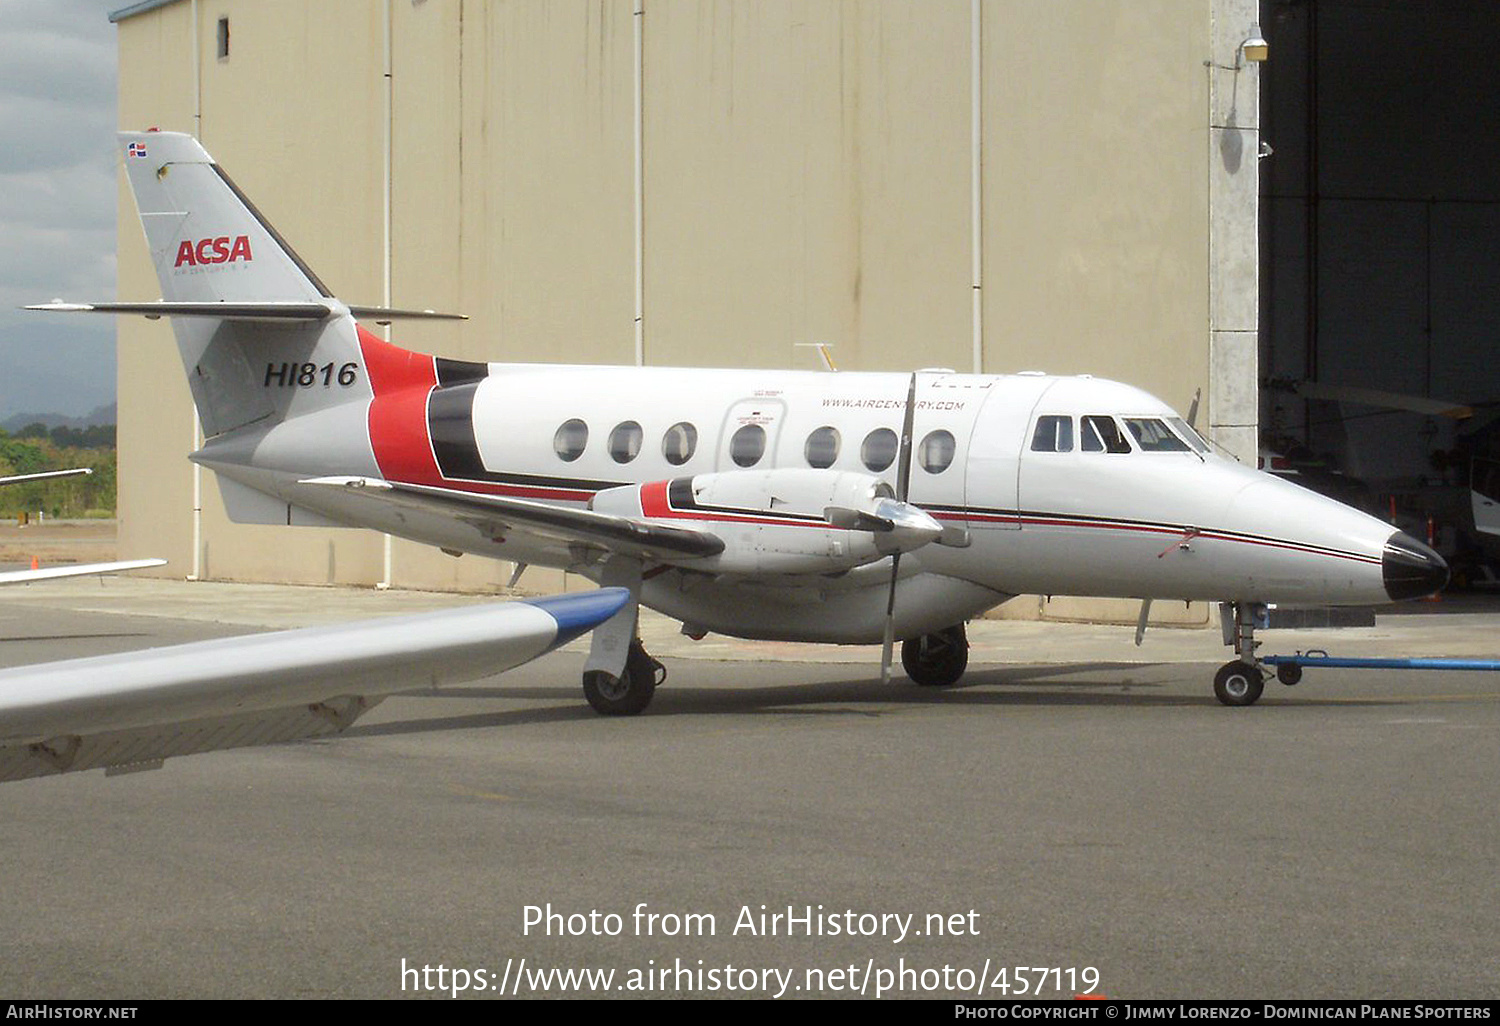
[0,588,627,782]
[0,558,168,586]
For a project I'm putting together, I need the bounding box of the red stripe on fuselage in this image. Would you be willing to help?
[931,508,1380,566]
[359,326,441,484]
[641,480,672,518]
[357,326,597,502]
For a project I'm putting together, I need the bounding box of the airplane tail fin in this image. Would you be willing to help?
[101,131,461,439]
[121,131,331,306]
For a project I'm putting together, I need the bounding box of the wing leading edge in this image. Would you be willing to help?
[0,558,168,586]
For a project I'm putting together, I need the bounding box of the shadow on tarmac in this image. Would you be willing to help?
[341,660,1424,739]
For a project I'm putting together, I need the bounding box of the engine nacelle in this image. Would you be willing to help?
[590,469,941,575]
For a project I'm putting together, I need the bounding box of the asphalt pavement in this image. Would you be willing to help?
[0,577,1496,1000]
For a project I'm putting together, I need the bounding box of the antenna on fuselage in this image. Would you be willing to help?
[794,342,838,372]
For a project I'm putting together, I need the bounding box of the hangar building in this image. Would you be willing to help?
[107,0,1498,611]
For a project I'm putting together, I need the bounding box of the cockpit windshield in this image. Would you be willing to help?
[1166,417,1210,453]
[1030,414,1206,456]
[1081,415,1132,454]
[1124,417,1191,452]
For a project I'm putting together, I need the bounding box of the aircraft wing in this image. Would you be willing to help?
[0,468,93,486]
[302,476,726,562]
[0,558,168,586]
[0,588,628,782]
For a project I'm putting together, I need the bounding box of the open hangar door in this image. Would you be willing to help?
[1258,0,1500,585]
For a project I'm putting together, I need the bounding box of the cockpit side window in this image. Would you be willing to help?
[1124,417,1191,452]
[1081,415,1131,454]
[1031,415,1074,452]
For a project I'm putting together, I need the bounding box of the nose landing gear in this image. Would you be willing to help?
[1214,602,1269,706]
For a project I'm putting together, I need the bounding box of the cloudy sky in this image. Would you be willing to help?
[0,0,119,420]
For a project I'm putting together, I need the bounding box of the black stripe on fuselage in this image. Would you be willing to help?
[425,382,624,492]
[428,382,488,480]
[435,358,489,387]
[661,475,825,523]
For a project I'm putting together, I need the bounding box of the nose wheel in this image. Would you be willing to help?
[1213,660,1265,706]
[1213,602,1269,706]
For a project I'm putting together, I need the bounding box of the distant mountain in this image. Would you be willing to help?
[0,403,116,434]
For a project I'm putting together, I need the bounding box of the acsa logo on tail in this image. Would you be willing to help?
[174,235,252,268]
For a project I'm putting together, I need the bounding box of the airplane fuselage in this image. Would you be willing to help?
[196,332,1423,644]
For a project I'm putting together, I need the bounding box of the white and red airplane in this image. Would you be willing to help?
[31,131,1448,715]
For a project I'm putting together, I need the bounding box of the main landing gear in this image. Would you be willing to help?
[902,623,969,687]
[1213,602,1269,706]
[581,556,663,716]
[583,639,665,716]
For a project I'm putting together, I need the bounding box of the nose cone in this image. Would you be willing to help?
[1383,531,1449,601]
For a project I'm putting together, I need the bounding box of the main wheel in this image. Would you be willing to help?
[1213,660,1265,706]
[901,625,969,687]
[582,643,661,716]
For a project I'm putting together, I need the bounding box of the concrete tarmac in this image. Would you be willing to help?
[0,577,1497,1000]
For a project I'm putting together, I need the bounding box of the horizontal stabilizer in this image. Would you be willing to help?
[27,302,466,323]
[347,306,468,322]
[27,301,334,321]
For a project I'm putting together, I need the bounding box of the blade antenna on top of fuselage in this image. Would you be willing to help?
[880,373,919,683]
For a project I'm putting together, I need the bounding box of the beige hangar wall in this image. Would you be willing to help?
[115,0,1256,606]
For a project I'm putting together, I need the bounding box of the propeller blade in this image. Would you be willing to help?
[881,552,901,683]
[895,373,917,502]
[883,374,919,683]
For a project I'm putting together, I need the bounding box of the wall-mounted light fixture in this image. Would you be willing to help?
[1240,26,1269,65]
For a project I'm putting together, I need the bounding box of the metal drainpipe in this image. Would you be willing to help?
[378,0,394,590]
[634,1,645,368]
[970,0,983,376]
[188,0,203,581]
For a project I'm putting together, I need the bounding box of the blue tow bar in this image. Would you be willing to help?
[1263,652,1500,671]
[1262,651,1500,685]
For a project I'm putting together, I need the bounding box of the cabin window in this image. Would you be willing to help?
[861,428,899,472]
[553,419,588,462]
[609,421,643,463]
[1031,415,1073,453]
[805,426,840,469]
[1168,417,1210,453]
[730,424,766,467]
[663,422,697,465]
[918,430,956,474]
[1124,418,1191,452]
[1081,415,1131,454]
